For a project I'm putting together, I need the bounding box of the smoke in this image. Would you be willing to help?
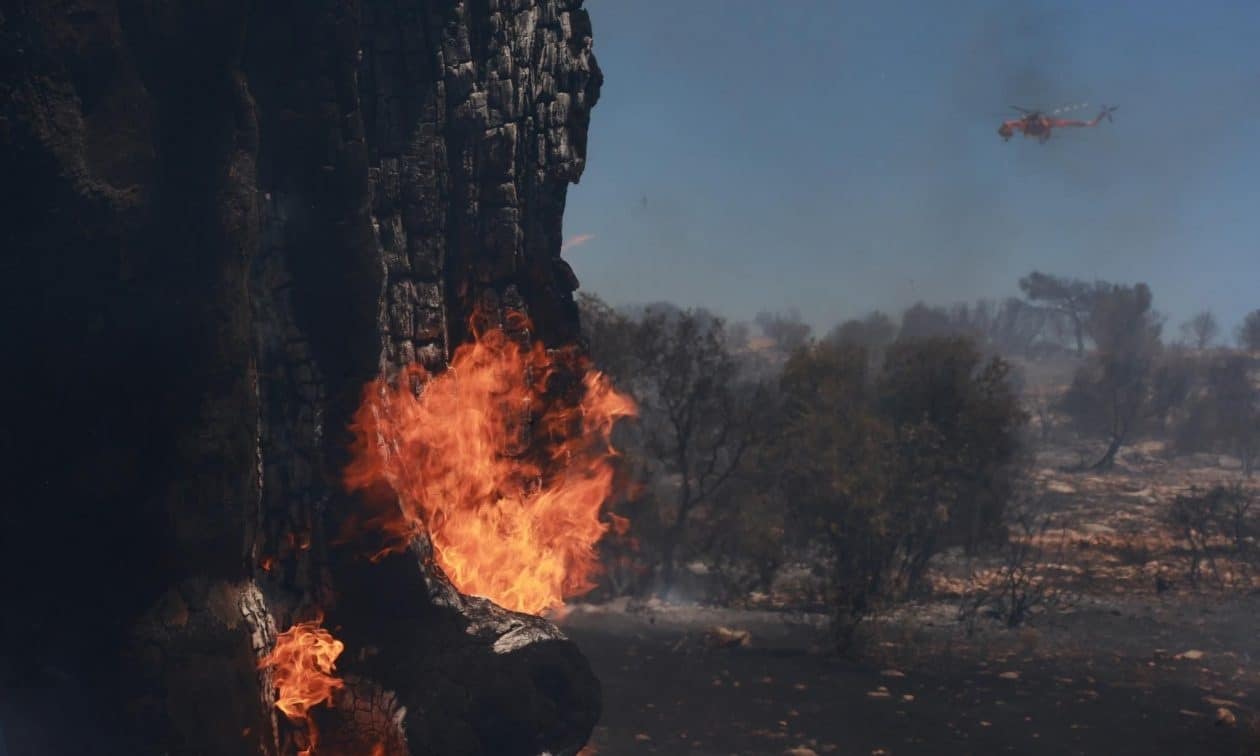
[955,5,1085,115]
[929,1,1260,330]
[922,4,1090,296]
[573,0,1260,335]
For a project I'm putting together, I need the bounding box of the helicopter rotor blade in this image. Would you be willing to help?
[1049,102,1089,116]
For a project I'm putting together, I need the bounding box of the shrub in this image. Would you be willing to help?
[770,337,1026,650]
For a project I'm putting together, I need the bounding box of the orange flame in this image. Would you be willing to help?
[344,314,636,614]
[259,618,345,755]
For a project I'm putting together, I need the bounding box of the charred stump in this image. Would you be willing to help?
[0,1,603,754]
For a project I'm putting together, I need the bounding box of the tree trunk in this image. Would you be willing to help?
[659,525,681,596]
[1072,314,1086,357]
[1088,433,1125,471]
[659,489,693,595]
[1,1,603,754]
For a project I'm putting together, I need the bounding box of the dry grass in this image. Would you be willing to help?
[995,443,1260,599]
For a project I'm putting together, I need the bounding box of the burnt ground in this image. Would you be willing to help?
[562,597,1257,756]
[560,440,1260,756]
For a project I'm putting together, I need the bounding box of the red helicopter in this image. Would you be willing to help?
[998,104,1117,143]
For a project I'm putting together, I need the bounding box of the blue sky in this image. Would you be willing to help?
[564,0,1260,339]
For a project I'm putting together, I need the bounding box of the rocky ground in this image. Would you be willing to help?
[560,442,1260,755]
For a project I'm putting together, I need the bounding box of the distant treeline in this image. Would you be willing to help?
[578,272,1259,648]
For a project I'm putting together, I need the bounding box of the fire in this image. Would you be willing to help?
[344,312,635,614]
[259,618,345,755]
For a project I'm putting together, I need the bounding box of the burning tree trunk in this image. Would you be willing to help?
[1,2,604,754]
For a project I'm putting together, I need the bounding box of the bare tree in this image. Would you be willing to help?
[986,297,1054,357]
[1179,310,1220,349]
[958,501,1075,631]
[1169,486,1224,587]
[1029,390,1057,443]
[628,307,762,595]
[1168,485,1258,588]
[1239,309,1260,352]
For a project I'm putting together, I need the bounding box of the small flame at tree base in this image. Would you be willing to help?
[259,617,345,756]
[344,311,636,615]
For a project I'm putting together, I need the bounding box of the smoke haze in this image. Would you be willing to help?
[569,0,1260,336]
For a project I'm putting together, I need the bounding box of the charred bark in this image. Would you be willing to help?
[0,1,602,754]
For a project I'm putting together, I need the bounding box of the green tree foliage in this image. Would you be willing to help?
[825,310,897,354]
[1058,282,1164,470]
[891,299,1056,360]
[1146,347,1199,433]
[771,337,1026,649]
[1175,354,1260,477]
[1018,271,1105,356]
[897,302,958,341]
[878,337,1027,555]
[577,292,638,382]
[774,342,893,646]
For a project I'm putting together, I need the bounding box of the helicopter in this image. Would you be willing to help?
[998,104,1117,143]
